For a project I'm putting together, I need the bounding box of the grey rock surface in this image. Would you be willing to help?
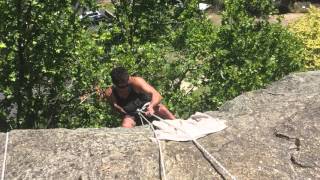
[0,133,5,176]
[0,71,320,180]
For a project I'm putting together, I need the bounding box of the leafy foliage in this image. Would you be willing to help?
[288,6,320,70]
[0,0,107,129]
[98,0,216,118]
[204,0,305,108]
[168,16,218,117]
[0,0,307,131]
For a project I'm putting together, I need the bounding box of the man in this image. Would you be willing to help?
[101,67,175,128]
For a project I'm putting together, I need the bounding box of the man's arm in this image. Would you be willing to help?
[104,87,127,115]
[132,77,162,116]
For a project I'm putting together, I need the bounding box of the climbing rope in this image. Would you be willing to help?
[137,103,167,180]
[1,132,9,180]
[137,109,236,180]
[138,112,145,126]
[138,112,167,180]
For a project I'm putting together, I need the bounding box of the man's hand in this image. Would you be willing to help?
[145,106,155,117]
[95,86,104,99]
[80,94,90,104]
[95,86,112,100]
[114,103,127,115]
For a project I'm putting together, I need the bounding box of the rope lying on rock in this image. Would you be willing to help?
[138,112,167,180]
[1,132,9,180]
[137,108,236,180]
[137,103,167,180]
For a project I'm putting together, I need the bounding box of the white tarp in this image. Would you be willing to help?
[152,112,227,141]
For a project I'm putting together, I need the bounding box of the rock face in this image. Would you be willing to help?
[1,71,320,180]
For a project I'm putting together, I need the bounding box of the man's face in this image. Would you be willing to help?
[115,82,129,91]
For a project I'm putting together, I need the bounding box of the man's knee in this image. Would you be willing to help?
[159,104,168,111]
[122,116,136,128]
[155,104,175,119]
[122,123,134,128]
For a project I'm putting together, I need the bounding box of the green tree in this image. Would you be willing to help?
[205,0,305,108]
[0,0,211,130]
[289,6,320,70]
[100,0,214,118]
[1,0,306,130]
[0,0,108,130]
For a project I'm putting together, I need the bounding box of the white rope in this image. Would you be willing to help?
[139,111,236,180]
[137,103,150,126]
[138,112,167,180]
[1,132,9,180]
[138,113,145,126]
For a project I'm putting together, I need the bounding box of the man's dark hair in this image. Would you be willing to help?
[110,67,129,85]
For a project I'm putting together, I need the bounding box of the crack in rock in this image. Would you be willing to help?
[216,140,234,152]
[274,132,301,151]
[290,155,314,168]
[274,132,316,168]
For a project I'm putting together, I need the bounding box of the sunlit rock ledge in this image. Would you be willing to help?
[1,71,320,179]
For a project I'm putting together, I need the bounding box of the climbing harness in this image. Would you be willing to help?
[137,102,151,126]
[1,132,9,180]
[137,106,236,180]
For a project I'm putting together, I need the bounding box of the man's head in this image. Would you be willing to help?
[110,67,129,88]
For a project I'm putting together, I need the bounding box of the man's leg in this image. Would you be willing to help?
[154,104,175,120]
[121,115,136,128]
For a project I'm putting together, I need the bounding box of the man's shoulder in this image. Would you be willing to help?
[130,76,149,91]
[130,76,145,85]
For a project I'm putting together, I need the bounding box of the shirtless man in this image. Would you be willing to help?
[103,67,175,128]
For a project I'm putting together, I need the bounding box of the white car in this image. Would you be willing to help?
[79,10,107,22]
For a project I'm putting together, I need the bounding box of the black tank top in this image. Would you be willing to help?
[112,85,151,111]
